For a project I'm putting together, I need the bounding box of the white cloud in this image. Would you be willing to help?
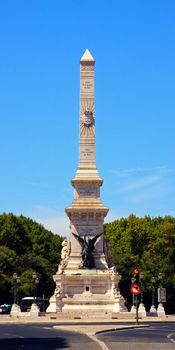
[24,205,70,237]
[119,175,159,192]
[38,216,70,237]
[104,210,127,223]
[108,165,174,209]
[126,186,163,204]
[110,165,168,177]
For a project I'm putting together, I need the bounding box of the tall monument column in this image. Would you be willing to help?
[79,48,96,171]
[47,50,127,316]
[66,49,108,269]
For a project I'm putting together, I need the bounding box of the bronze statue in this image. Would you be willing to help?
[72,232,103,269]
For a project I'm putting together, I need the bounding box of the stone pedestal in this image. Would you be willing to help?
[149,305,158,316]
[48,268,126,316]
[114,294,127,313]
[10,303,21,316]
[47,295,57,313]
[138,302,147,317]
[47,294,63,313]
[157,302,166,317]
[30,302,40,317]
[130,305,136,313]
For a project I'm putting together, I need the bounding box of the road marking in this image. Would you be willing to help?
[52,325,109,350]
[43,327,53,330]
[88,333,109,350]
[2,333,24,338]
[167,333,175,343]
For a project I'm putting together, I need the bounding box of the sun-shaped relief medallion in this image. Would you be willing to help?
[80,101,95,137]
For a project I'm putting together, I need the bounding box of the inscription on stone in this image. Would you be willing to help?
[81,79,94,93]
[78,187,96,197]
[80,146,94,160]
[73,221,99,235]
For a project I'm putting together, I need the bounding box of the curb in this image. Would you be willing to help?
[95,324,150,335]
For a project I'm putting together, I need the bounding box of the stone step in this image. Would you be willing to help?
[47,311,135,320]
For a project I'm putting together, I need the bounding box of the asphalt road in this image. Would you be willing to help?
[1,322,175,350]
[0,324,101,350]
[97,322,175,350]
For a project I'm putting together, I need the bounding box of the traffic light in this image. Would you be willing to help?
[133,268,140,282]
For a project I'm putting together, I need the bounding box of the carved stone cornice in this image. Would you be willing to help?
[71,178,103,187]
[65,207,109,220]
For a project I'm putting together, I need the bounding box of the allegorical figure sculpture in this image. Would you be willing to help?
[57,239,71,274]
[72,232,103,269]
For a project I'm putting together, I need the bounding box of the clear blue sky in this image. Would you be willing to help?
[1,0,175,236]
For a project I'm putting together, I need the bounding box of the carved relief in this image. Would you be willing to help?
[80,100,94,119]
[82,109,94,127]
[81,64,94,71]
[80,123,95,138]
[88,213,94,220]
[80,100,95,137]
[54,284,62,298]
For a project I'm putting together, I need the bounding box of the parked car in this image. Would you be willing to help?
[0,304,12,314]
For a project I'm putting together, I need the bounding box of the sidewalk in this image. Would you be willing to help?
[0,314,174,335]
[0,314,152,337]
[53,323,150,336]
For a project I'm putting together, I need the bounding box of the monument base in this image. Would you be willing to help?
[47,268,127,316]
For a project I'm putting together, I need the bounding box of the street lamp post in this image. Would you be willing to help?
[158,273,163,302]
[139,272,144,304]
[10,273,21,316]
[151,276,156,307]
[149,276,157,316]
[30,271,40,316]
[157,272,166,316]
[137,271,146,317]
[13,272,20,305]
[32,271,39,304]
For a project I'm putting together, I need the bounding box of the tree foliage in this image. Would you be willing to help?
[104,215,175,313]
[0,213,63,304]
[1,212,175,314]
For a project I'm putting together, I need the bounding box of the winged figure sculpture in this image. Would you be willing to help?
[72,232,103,269]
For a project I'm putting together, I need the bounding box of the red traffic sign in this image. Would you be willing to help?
[130,283,141,295]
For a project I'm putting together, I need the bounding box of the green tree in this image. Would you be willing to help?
[0,213,63,304]
[104,215,175,313]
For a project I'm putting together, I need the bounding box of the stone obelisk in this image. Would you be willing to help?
[66,49,109,269]
[47,49,126,316]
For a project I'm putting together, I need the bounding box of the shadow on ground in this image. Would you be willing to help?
[0,337,68,350]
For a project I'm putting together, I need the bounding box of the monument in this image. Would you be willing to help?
[47,49,126,316]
